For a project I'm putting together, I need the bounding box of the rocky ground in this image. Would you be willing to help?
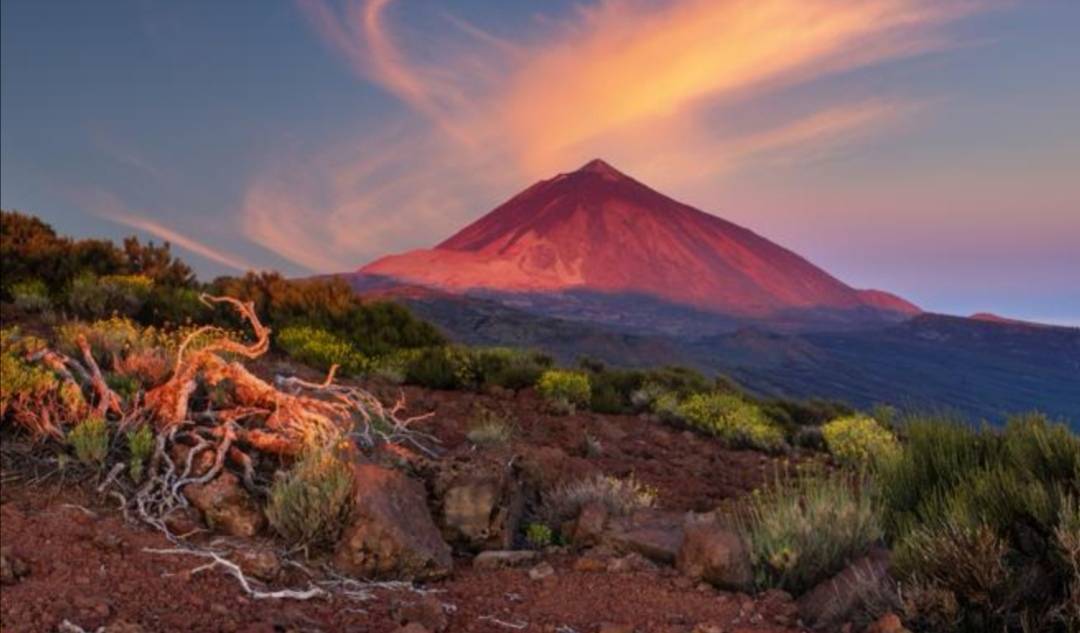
[1,373,889,633]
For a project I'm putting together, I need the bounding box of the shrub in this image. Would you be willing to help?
[10,278,52,313]
[822,415,900,468]
[471,347,551,391]
[525,522,554,548]
[276,325,368,376]
[542,474,656,524]
[67,273,153,319]
[1,328,56,415]
[878,413,1080,632]
[368,348,419,384]
[466,407,513,446]
[68,416,110,466]
[677,392,785,451]
[266,446,355,548]
[403,346,475,390]
[738,469,882,594]
[537,369,590,414]
[126,424,155,483]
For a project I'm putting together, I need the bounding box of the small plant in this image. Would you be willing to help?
[542,474,657,524]
[466,407,513,446]
[677,392,785,451]
[126,424,155,483]
[737,468,882,594]
[10,278,52,313]
[537,369,590,414]
[822,415,899,468]
[68,416,110,466]
[276,325,368,376]
[266,445,355,548]
[525,522,554,549]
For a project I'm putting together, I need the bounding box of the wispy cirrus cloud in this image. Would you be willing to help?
[245,0,981,272]
[83,189,256,272]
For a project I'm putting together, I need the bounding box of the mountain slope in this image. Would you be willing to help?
[361,159,918,320]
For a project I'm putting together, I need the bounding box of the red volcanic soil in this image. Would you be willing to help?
[362,159,919,318]
[1,378,809,633]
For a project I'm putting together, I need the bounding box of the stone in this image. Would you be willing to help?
[798,549,893,630]
[601,509,684,565]
[597,624,634,633]
[570,501,608,547]
[675,513,753,591]
[472,550,538,570]
[865,612,910,633]
[0,546,29,585]
[433,453,523,551]
[528,561,555,580]
[182,471,265,538]
[333,463,453,581]
[234,547,281,581]
[393,624,431,633]
[606,552,658,573]
[573,555,609,573]
[392,594,449,632]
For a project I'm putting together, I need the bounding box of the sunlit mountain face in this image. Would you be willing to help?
[359,158,918,330]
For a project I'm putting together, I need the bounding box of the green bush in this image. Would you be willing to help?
[209,272,444,357]
[68,416,110,466]
[10,278,52,313]
[878,413,1080,632]
[266,446,355,548]
[276,325,368,375]
[403,346,473,390]
[126,424,155,483]
[537,369,590,414]
[67,273,153,319]
[1,327,58,418]
[471,347,551,391]
[525,522,554,548]
[677,392,785,451]
[738,469,882,594]
[822,415,900,468]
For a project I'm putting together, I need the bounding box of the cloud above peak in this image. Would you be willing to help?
[244,0,979,272]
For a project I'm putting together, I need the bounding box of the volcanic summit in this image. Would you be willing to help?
[360,159,919,319]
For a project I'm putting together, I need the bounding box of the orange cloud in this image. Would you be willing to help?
[246,0,978,271]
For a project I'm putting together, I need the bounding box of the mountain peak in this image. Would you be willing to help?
[360,159,920,319]
[576,158,624,179]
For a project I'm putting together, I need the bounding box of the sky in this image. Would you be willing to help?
[2,0,1078,325]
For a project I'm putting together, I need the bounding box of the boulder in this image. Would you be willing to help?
[798,548,893,630]
[472,550,538,570]
[865,613,910,633]
[392,594,449,632]
[601,509,684,565]
[433,453,523,551]
[233,546,281,582]
[569,501,608,547]
[528,561,555,580]
[182,471,265,538]
[333,464,452,581]
[0,546,29,585]
[675,513,753,591]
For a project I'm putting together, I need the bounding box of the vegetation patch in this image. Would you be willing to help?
[277,325,368,376]
[541,473,657,525]
[676,392,785,451]
[822,415,899,468]
[737,468,882,594]
[537,369,591,414]
[266,445,356,549]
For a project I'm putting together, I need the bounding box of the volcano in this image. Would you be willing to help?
[359,159,919,322]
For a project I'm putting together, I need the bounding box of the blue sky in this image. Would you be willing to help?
[2,0,1078,325]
